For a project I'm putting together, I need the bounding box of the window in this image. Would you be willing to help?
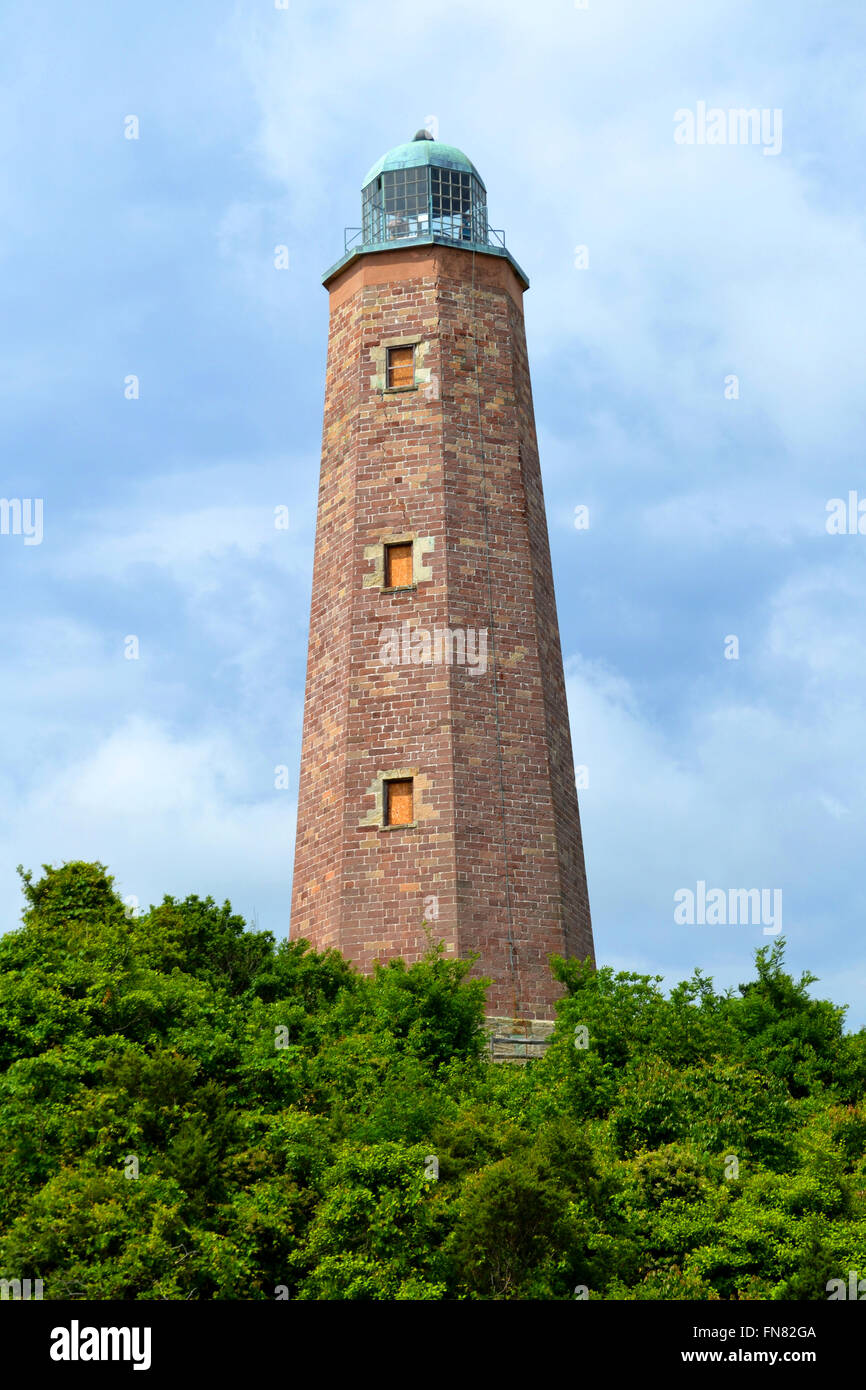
[385,778,414,827]
[384,541,413,588]
[430,167,486,243]
[361,167,488,248]
[381,169,429,241]
[387,345,415,390]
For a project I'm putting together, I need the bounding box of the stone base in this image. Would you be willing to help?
[482,1015,556,1063]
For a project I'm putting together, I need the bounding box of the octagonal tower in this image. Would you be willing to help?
[290,131,594,1022]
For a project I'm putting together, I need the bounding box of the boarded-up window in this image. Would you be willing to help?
[385,778,413,826]
[385,542,413,588]
[387,345,415,389]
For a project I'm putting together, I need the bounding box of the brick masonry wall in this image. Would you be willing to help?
[290,243,594,1018]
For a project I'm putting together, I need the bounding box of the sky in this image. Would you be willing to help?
[1,0,865,1024]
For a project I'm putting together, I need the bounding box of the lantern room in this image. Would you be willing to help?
[360,130,489,247]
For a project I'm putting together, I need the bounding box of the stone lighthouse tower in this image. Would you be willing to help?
[290,132,593,1021]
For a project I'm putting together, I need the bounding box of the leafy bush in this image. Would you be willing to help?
[1,861,863,1300]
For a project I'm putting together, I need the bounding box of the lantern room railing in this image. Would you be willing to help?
[343,223,507,256]
[345,163,506,255]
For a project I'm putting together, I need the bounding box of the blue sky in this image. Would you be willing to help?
[2,0,865,1024]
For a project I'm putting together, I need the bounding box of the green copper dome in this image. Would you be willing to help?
[323,130,528,291]
[362,137,485,191]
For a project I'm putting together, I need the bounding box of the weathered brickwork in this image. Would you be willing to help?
[290,242,594,1017]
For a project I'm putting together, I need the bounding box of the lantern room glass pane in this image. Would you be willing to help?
[361,165,488,248]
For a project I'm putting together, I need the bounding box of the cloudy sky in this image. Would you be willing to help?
[2,0,864,1023]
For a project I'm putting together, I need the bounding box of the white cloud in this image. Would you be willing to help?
[567,557,866,1026]
[2,715,296,938]
[2,0,864,1036]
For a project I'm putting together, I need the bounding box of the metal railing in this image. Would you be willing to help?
[342,222,508,257]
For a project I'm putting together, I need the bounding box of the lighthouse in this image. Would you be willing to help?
[290,131,594,1021]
